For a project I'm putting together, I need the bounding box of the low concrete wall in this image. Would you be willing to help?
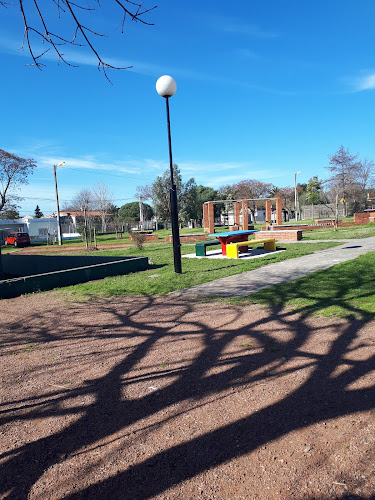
[0,255,148,299]
[255,230,302,241]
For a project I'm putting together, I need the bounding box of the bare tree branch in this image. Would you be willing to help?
[11,1,156,79]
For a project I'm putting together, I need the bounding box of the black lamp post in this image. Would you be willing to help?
[156,75,182,274]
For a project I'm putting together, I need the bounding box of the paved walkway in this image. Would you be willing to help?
[175,237,375,298]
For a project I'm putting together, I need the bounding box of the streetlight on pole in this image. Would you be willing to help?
[156,75,182,274]
[294,171,301,221]
[53,161,65,245]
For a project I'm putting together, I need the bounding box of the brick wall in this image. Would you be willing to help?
[203,203,208,231]
[166,233,207,243]
[129,234,158,241]
[234,202,240,226]
[255,230,302,241]
[353,212,370,224]
[208,202,215,234]
[261,224,333,231]
[242,200,249,230]
[265,200,272,224]
[276,198,283,226]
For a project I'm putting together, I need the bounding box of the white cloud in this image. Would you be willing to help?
[217,18,279,39]
[354,73,375,91]
[344,71,375,93]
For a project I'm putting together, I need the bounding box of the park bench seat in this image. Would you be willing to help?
[195,240,221,256]
[226,238,276,258]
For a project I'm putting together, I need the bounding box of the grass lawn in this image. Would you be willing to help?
[302,223,375,240]
[234,252,375,320]
[55,240,341,299]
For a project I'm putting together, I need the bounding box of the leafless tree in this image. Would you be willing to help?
[0,149,36,213]
[276,186,295,215]
[233,179,273,221]
[64,188,93,212]
[0,1,156,80]
[326,146,360,216]
[93,181,113,232]
[357,157,374,191]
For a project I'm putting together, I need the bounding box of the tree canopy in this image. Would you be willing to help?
[118,201,154,222]
[0,205,20,220]
[0,149,36,214]
[139,165,217,225]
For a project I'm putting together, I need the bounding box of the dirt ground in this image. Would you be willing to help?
[0,292,374,500]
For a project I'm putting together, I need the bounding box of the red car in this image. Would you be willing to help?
[5,232,31,247]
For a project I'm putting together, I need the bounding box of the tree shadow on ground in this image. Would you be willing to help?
[0,268,374,498]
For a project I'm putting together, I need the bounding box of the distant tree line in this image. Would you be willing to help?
[0,145,374,226]
[130,146,375,225]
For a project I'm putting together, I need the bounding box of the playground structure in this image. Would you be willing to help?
[203,198,283,234]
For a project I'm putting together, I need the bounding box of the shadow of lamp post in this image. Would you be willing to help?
[53,161,65,245]
[156,75,182,274]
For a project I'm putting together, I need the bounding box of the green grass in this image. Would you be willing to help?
[286,217,354,225]
[0,225,264,253]
[55,240,341,299]
[233,252,375,320]
[302,222,375,240]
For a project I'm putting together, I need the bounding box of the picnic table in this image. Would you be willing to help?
[208,230,258,256]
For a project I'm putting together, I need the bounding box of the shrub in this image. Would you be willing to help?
[130,231,146,250]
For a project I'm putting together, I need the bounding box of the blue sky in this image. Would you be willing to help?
[1,0,375,215]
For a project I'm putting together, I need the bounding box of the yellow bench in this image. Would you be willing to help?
[226,238,276,258]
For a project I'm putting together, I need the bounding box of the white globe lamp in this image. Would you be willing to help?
[156,75,177,98]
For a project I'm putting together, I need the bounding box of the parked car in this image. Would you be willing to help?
[4,232,31,247]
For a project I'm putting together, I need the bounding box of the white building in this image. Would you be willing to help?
[0,216,79,244]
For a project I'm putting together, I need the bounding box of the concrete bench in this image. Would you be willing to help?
[226,238,276,258]
[195,240,221,256]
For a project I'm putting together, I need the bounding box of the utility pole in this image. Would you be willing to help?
[139,195,144,229]
[81,205,89,250]
[53,162,65,245]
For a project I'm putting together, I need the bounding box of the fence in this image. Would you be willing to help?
[300,204,346,219]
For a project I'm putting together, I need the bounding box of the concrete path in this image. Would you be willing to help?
[175,237,375,298]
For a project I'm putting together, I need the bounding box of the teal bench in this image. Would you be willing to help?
[195,240,221,256]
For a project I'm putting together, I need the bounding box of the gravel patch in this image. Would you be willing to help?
[0,293,374,499]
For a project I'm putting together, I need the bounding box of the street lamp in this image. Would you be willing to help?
[294,171,301,221]
[156,75,182,274]
[53,161,65,245]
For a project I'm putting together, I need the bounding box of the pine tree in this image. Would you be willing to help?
[34,205,43,218]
